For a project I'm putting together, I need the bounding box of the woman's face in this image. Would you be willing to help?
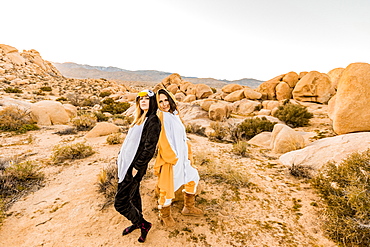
[139,96,150,110]
[158,93,170,112]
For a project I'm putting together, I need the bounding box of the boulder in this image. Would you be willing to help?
[328,62,370,134]
[182,94,197,103]
[85,122,120,138]
[327,67,344,90]
[62,104,78,119]
[262,100,280,110]
[222,84,243,93]
[282,72,299,88]
[231,99,260,115]
[256,75,283,100]
[209,102,230,121]
[279,132,370,174]
[174,92,186,102]
[243,87,262,100]
[248,132,272,148]
[199,99,218,112]
[292,71,335,103]
[167,84,179,95]
[275,82,292,101]
[270,124,305,154]
[195,84,213,99]
[161,73,182,87]
[30,100,70,125]
[224,89,245,102]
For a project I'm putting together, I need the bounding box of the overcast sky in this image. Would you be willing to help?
[2,0,370,81]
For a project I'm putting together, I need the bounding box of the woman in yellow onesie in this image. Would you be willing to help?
[154,88,203,227]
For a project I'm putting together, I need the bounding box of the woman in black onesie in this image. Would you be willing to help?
[114,89,160,243]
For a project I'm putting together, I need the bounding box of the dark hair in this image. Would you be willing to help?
[157,89,177,113]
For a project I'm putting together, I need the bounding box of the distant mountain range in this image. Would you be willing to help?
[53,62,264,89]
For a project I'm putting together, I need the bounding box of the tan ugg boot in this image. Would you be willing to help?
[159,206,176,227]
[181,192,203,216]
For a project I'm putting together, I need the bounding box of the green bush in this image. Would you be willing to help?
[99,91,112,97]
[231,117,276,141]
[52,142,95,164]
[311,149,370,246]
[4,87,23,93]
[94,112,109,122]
[101,98,130,115]
[273,103,313,128]
[40,86,52,92]
[0,106,39,133]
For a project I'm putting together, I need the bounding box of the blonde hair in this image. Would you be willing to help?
[131,103,148,127]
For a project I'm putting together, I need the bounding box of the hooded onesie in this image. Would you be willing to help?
[154,101,200,207]
[114,91,161,225]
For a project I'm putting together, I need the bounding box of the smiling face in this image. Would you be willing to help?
[158,93,170,112]
[139,96,150,111]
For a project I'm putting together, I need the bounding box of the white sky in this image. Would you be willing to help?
[2,0,370,81]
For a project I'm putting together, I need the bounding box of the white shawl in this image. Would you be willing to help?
[117,118,147,183]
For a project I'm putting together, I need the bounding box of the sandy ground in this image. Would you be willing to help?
[0,122,337,247]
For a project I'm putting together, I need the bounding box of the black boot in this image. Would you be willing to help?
[138,219,152,243]
[122,224,139,236]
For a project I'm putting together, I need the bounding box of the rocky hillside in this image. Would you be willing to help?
[53,62,263,88]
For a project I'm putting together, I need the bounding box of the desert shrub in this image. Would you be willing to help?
[56,97,68,102]
[0,160,44,223]
[0,106,39,133]
[232,141,251,157]
[231,117,276,141]
[101,98,130,115]
[94,112,109,122]
[66,92,82,106]
[82,97,100,107]
[4,87,23,93]
[289,164,313,179]
[311,149,370,246]
[39,86,52,92]
[186,123,206,137]
[208,122,230,142]
[97,164,118,209]
[106,133,124,145]
[52,142,95,164]
[99,91,112,97]
[211,87,217,93]
[71,114,97,131]
[273,102,313,128]
[53,127,77,135]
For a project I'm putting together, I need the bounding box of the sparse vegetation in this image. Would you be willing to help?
[232,141,251,157]
[4,87,23,93]
[0,106,39,133]
[71,114,97,131]
[51,142,95,164]
[97,164,118,209]
[0,159,44,223]
[231,117,276,141]
[39,86,52,91]
[94,112,109,122]
[273,102,313,128]
[186,122,207,137]
[311,149,370,246]
[208,121,230,142]
[101,98,130,115]
[106,133,124,145]
[99,91,112,97]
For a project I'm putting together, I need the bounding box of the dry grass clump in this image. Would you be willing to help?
[232,141,251,157]
[186,123,207,137]
[231,117,276,141]
[51,142,95,164]
[106,133,124,145]
[0,159,44,223]
[71,114,97,131]
[208,122,230,142]
[97,164,118,209]
[311,149,370,246]
[273,102,313,128]
[0,106,39,133]
[4,87,23,93]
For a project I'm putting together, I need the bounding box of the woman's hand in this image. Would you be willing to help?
[132,167,138,177]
